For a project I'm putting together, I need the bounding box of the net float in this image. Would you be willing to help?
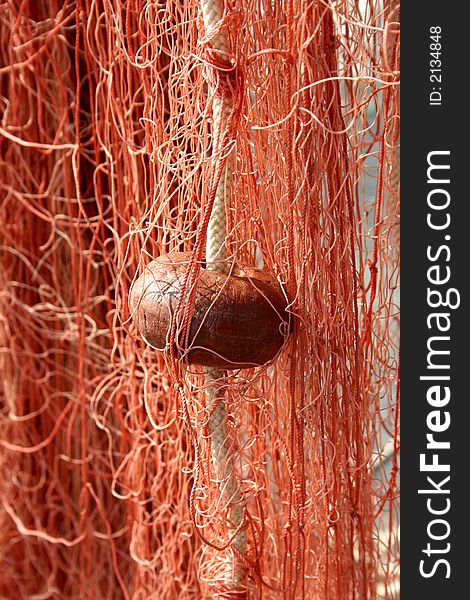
[129,252,290,369]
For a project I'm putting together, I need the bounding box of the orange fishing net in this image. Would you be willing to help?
[0,0,399,598]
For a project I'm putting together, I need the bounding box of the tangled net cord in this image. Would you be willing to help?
[0,1,400,599]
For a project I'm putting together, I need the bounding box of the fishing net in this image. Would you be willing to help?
[0,0,399,598]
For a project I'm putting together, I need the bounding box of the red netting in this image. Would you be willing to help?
[0,0,399,598]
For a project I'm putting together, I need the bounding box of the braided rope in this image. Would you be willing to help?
[201,0,232,271]
[204,94,232,269]
[200,0,247,594]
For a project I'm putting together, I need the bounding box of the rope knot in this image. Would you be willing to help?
[197,6,244,101]
[207,59,244,108]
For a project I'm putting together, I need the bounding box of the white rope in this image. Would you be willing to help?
[205,369,247,588]
[201,0,232,271]
[200,0,247,592]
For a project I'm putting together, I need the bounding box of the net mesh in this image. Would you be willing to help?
[0,0,399,598]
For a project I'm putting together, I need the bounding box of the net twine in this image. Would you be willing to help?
[0,1,400,598]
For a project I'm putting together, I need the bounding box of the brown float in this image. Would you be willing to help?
[129,252,290,369]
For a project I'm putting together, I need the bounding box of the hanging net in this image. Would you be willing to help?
[0,0,399,598]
